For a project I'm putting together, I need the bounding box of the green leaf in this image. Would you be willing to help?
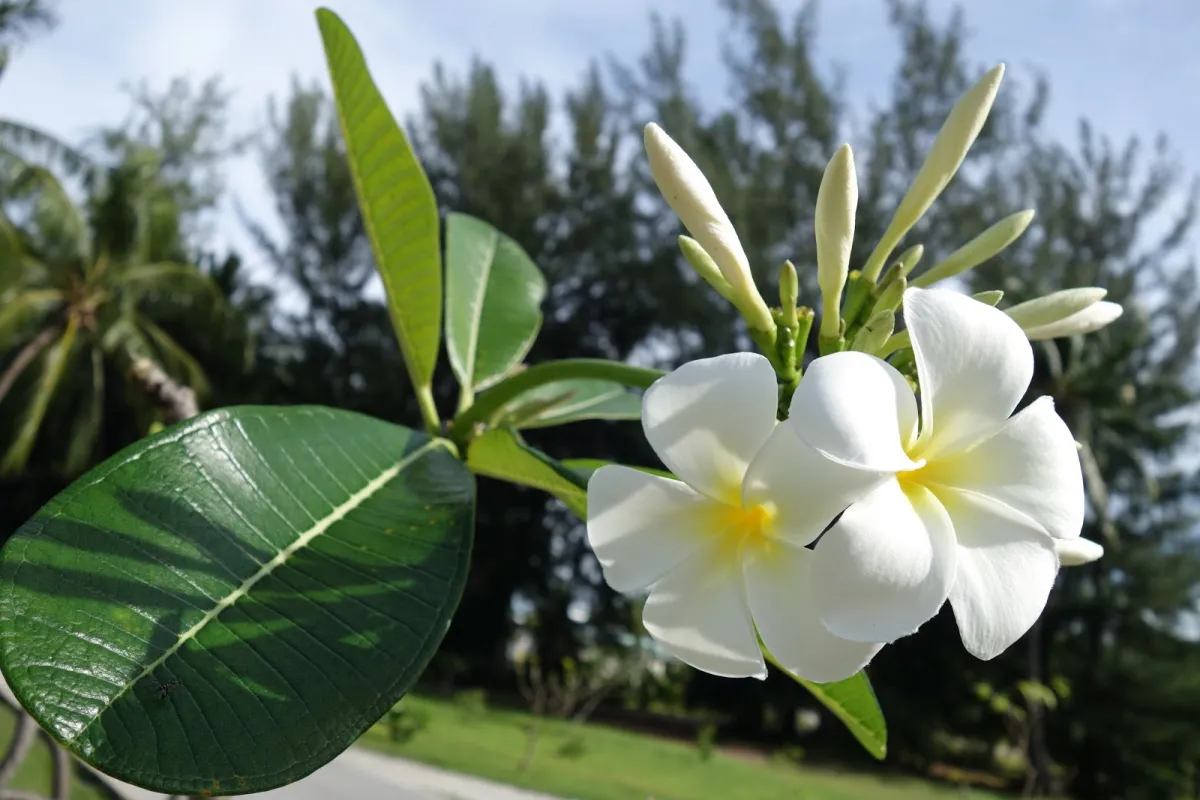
[444,213,546,393]
[560,459,674,482]
[765,648,887,760]
[498,379,641,429]
[316,10,442,395]
[448,359,664,442]
[466,429,586,517]
[0,406,475,794]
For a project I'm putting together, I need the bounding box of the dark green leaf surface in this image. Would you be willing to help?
[498,379,640,429]
[0,406,475,795]
[444,213,546,391]
[317,9,442,390]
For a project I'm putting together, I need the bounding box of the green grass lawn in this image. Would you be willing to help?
[0,703,112,800]
[359,695,1007,800]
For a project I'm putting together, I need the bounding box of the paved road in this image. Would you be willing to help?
[249,748,438,799]
[249,747,563,800]
[2,674,560,800]
[98,746,564,800]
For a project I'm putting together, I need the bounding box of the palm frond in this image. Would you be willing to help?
[0,287,62,351]
[0,317,77,475]
[0,119,93,179]
[0,320,56,405]
[61,345,103,475]
[7,163,90,267]
[116,261,223,301]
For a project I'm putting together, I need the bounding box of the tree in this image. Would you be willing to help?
[0,156,218,475]
[0,76,253,480]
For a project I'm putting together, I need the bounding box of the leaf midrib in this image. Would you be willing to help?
[68,437,442,744]
[461,224,498,389]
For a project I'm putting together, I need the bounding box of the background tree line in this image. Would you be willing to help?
[1,1,1198,797]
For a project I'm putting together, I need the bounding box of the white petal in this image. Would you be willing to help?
[939,489,1059,660]
[642,545,766,679]
[921,396,1084,540]
[642,352,779,503]
[1056,537,1104,566]
[742,422,889,547]
[744,543,884,683]
[811,479,957,643]
[788,351,920,470]
[586,466,722,593]
[904,287,1033,459]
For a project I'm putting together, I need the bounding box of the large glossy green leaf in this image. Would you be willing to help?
[497,379,641,429]
[764,646,887,759]
[444,213,546,393]
[0,406,475,795]
[465,429,586,517]
[317,9,441,392]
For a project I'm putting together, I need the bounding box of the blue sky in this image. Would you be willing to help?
[1,0,1198,265]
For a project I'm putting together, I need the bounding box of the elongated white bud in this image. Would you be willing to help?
[816,145,858,339]
[645,123,774,331]
[911,210,1034,288]
[861,65,1006,281]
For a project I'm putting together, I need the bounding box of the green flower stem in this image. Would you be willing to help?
[416,384,442,436]
[749,325,784,375]
[839,271,872,330]
[448,359,665,443]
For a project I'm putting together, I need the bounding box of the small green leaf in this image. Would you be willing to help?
[466,429,586,517]
[499,379,641,429]
[766,647,887,759]
[317,9,441,392]
[0,406,475,794]
[560,459,674,482]
[444,213,546,392]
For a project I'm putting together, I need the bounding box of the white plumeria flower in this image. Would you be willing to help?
[792,287,1085,660]
[586,353,884,682]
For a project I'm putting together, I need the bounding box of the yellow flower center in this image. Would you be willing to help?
[713,502,775,554]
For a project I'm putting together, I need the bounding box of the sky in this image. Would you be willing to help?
[1,0,1199,271]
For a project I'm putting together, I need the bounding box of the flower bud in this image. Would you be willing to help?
[895,244,924,279]
[816,144,858,338]
[1005,288,1122,340]
[645,123,774,331]
[861,64,1005,281]
[779,260,799,328]
[679,236,734,301]
[911,210,1035,288]
[972,290,1004,306]
[1023,302,1123,341]
[1055,537,1104,567]
[851,309,895,354]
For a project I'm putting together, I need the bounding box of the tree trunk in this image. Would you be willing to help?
[128,356,198,423]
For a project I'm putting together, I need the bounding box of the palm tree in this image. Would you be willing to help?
[0,148,226,476]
